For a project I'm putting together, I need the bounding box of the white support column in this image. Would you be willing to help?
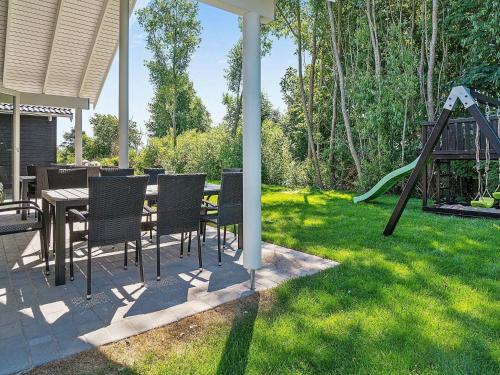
[74,108,83,166]
[242,11,262,285]
[118,0,129,168]
[12,94,21,200]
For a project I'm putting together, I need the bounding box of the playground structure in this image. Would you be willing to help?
[421,115,500,218]
[384,86,500,235]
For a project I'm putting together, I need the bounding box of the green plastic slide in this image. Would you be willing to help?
[353,158,419,204]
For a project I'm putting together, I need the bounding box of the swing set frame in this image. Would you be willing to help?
[384,86,500,236]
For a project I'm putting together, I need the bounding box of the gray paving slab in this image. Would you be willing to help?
[0,212,338,374]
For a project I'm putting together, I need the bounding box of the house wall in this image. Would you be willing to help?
[0,114,57,186]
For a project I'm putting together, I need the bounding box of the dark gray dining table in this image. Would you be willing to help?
[42,183,223,286]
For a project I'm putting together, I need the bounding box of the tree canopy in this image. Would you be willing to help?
[137,0,210,143]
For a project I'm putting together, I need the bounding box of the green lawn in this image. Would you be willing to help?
[43,187,500,374]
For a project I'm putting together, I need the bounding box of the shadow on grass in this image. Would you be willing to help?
[215,294,260,375]
[253,188,500,373]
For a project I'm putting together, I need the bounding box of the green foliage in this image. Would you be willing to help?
[133,137,167,173]
[136,121,307,186]
[271,0,499,191]
[445,0,500,94]
[350,24,421,189]
[137,0,210,138]
[58,113,141,164]
[156,127,241,180]
[84,114,141,160]
[145,74,211,137]
[261,120,308,187]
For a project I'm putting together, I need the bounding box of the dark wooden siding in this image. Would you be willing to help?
[0,114,57,186]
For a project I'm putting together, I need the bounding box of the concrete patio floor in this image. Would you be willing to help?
[0,213,337,375]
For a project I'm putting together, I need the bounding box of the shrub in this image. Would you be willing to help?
[136,122,309,187]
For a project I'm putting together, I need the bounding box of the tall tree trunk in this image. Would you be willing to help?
[426,0,438,121]
[233,89,242,135]
[308,18,318,153]
[329,74,338,187]
[418,0,427,107]
[327,0,362,180]
[171,70,178,148]
[169,98,178,148]
[171,108,177,148]
[296,2,324,188]
[366,0,381,78]
[233,66,243,135]
[436,5,447,104]
[401,97,408,165]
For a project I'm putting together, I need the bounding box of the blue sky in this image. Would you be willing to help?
[57,1,296,145]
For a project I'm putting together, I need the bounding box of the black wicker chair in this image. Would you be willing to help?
[144,168,166,185]
[23,165,38,217]
[152,174,206,280]
[34,165,68,199]
[26,165,37,199]
[47,168,88,189]
[68,176,149,299]
[100,167,135,177]
[47,168,88,251]
[0,166,9,189]
[201,172,242,265]
[100,167,153,238]
[223,168,243,173]
[144,168,165,208]
[0,201,49,275]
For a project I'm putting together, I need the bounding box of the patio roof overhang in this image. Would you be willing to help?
[0,0,138,107]
[0,0,273,105]
[200,0,274,23]
[2,0,274,279]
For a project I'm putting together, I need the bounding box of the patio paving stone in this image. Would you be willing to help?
[0,212,338,374]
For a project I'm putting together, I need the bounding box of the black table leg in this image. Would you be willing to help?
[238,223,243,250]
[54,202,67,286]
[21,180,29,220]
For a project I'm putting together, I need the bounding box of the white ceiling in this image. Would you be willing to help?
[0,0,274,107]
[0,0,136,106]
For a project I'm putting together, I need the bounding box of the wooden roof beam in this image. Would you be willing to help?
[43,0,65,94]
[79,0,111,98]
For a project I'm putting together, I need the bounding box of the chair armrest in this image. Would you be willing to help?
[0,205,44,217]
[0,200,40,209]
[68,209,88,223]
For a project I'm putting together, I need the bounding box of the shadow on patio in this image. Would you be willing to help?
[0,213,336,374]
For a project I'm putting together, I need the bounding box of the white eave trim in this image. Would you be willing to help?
[0,87,90,109]
[0,108,73,120]
[199,0,275,23]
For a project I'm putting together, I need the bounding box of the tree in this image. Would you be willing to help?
[86,114,141,160]
[137,0,203,146]
[444,0,500,96]
[275,0,325,188]
[426,0,438,121]
[222,29,273,133]
[223,39,243,133]
[366,0,382,79]
[326,0,362,180]
[58,128,92,163]
[58,114,141,162]
[146,77,211,137]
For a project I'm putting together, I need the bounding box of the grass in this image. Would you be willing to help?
[34,187,499,374]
